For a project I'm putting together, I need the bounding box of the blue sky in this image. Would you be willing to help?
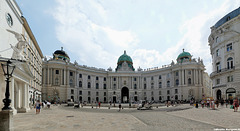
[16,0,240,74]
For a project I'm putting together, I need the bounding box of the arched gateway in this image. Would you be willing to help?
[121,87,129,103]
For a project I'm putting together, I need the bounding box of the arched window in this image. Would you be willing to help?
[176,79,179,86]
[227,57,233,69]
[159,75,161,79]
[188,78,191,85]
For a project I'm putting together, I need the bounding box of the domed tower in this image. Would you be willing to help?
[116,50,135,71]
[177,49,192,63]
[53,47,70,62]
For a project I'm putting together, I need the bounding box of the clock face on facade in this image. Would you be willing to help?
[6,13,13,27]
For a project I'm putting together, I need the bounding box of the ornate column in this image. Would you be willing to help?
[181,70,184,85]
[10,77,16,112]
[179,70,182,85]
[47,67,50,84]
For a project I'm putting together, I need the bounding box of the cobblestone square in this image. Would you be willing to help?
[12,104,240,131]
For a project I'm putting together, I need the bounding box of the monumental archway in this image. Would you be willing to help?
[121,87,129,103]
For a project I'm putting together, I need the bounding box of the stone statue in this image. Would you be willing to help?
[7,29,27,60]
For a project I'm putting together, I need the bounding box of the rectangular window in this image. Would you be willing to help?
[88,91,91,96]
[216,79,220,84]
[134,77,137,81]
[159,91,161,95]
[167,90,170,95]
[56,70,59,74]
[144,84,147,89]
[151,76,154,80]
[104,77,106,81]
[79,81,82,87]
[96,77,98,80]
[216,62,221,72]
[79,74,82,78]
[175,89,178,94]
[167,81,170,87]
[227,76,233,82]
[79,91,82,95]
[71,89,74,94]
[144,77,146,81]
[176,72,178,76]
[103,84,107,89]
[113,77,116,81]
[216,49,219,56]
[70,72,73,76]
[104,92,106,96]
[159,82,162,88]
[151,83,154,89]
[227,43,232,52]
[88,75,91,79]
[96,92,99,96]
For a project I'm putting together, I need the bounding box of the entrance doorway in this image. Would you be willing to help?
[216,90,221,100]
[226,88,236,100]
[121,87,129,103]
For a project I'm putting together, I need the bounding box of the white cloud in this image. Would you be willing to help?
[51,0,240,74]
[52,0,139,68]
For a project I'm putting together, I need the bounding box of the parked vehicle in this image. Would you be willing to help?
[67,99,74,106]
[137,100,152,110]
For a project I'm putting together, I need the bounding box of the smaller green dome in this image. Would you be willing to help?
[177,49,191,60]
[117,50,133,64]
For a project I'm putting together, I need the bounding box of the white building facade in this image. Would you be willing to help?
[42,48,209,103]
[209,7,240,100]
[0,0,43,114]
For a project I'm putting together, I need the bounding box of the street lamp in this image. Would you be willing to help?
[1,60,15,110]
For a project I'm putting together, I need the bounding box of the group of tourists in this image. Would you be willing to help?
[193,97,239,112]
[34,100,51,114]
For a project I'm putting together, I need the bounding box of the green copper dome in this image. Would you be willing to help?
[53,47,70,61]
[117,50,133,64]
[177,49,191,60]
[116,50,135,71]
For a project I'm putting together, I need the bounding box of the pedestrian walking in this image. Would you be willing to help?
[225,99,229,108]
[216,99,219,108]
[233,97,239,112]
[109,101,112,109]
[211,100,215,110]
[98,102,101,108]
[201,100,204,108]
[195,101,198,108]
[35,100,41,114]
[95,102,98,109]
[207,100,210,108]
[118,103,121,112]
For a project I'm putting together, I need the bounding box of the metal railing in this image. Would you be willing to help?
[210,66,235,77]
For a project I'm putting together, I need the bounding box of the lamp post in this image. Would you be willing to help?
[1,60,15,110]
